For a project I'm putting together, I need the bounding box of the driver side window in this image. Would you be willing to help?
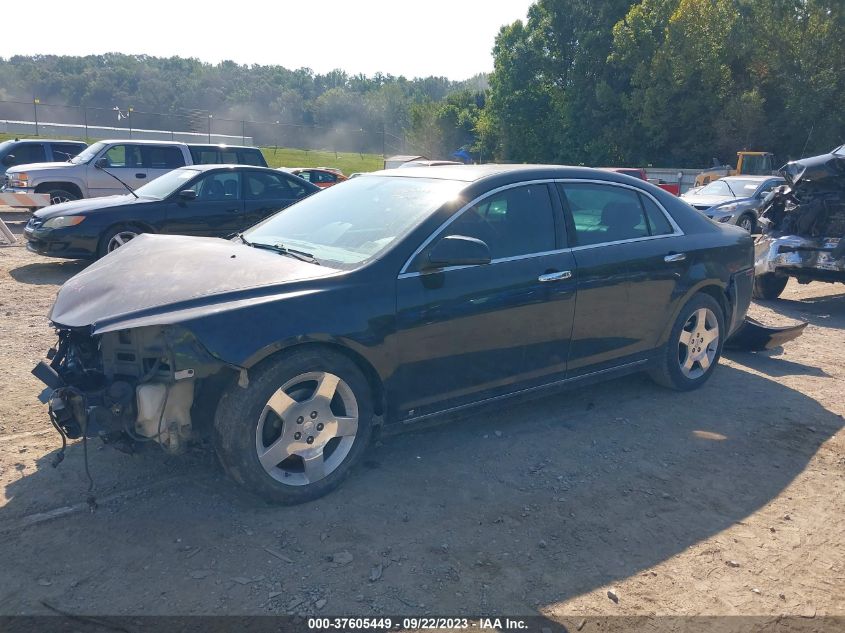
[431,184,557,262]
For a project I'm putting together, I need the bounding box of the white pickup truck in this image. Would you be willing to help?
[3,139,267,207]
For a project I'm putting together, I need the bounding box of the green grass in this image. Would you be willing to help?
[260,147,383,174]
[0,132,385,174]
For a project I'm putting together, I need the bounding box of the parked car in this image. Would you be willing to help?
[397,160,463,168]
[680,175,785,231]
[24,165,318,259]
[281,167,347,188]
[4,139,266,206]
[34,165,753,504]
[187,144,267,167]
[753,146,845,299]
[1,138,87,183]
[599,167,680,196]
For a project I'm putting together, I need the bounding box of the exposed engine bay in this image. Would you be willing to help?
[755,147,845,285]
[33,325,233,456]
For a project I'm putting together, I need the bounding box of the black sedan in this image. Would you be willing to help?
[35,165,754,504]
[23,165,319,259]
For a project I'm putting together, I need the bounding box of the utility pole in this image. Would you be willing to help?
[128,107,134,138]
[208,114,213,143]
[33,98,40,136]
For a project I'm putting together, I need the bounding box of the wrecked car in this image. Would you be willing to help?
[35,165,757,504]
[753,146,845,299]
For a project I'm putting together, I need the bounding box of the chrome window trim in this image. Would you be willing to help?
[397,177,684,278]
[397,247,573,280]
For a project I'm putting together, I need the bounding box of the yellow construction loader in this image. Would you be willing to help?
[694,151,775,187]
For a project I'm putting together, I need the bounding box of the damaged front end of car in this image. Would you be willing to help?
[754,148,845,291]
[33,323,234,455]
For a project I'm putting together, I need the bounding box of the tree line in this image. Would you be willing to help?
[1,0,842,167]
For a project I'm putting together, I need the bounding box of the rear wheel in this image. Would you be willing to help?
[649,293,724,391]
[752,273,788,300]
[213,348,374,504]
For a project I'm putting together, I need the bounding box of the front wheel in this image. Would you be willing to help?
[737,214,755,232]
[752,273,788,300]
[213,348,374,504]
[649,293,725,391]
[46,189,78,205]
[98,225,141,258]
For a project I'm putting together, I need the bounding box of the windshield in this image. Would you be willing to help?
[243,176,465,268]
[697,180,733,197]
[834,145,845,156]
[70,141,107,164]
[135,168,201,199]
[724,178,766,196]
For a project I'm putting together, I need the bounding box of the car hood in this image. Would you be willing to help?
[34,194,144,219]
[49,234,340,334]
[781,152,845,188]
[6,161,76,174]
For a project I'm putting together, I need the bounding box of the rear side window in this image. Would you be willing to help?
[560,183,672,246]
[8,143,46,165]
[50,143,84,161]
[190,148,219,164]
[245,171,298,200]
[145,146,185,169]
[237,149,267,166]
[311,171,338,184]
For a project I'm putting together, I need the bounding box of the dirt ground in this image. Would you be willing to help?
[0,208,843,620]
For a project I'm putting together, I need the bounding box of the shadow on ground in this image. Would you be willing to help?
[8,260,87,286]
[0,354,840,616]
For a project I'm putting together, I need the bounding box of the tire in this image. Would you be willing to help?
[213,348,374,505]
[46,189,78,205]
[752,273,788,300]
[98,225,142,258]
[649,293,725,391]
[737,214,755,232]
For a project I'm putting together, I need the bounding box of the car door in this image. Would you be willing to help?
[86,144,148,195]
[393,182,577,419]
[163,170,245,237]
[243,170,309,228]
[558,181,687,375]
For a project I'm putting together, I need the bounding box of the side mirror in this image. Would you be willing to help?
[178,189,197,201]
[2,154,15,166]
[426,235,491,268]
[95,157,109,169]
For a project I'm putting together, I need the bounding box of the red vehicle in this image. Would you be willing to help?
[599,167,680,196]
[283,167,347,189]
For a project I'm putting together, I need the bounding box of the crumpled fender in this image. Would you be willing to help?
[724,316,807,351]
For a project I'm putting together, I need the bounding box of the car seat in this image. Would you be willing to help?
[600,201,647,242]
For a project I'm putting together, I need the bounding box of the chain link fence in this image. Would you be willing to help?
[0,99,425,157]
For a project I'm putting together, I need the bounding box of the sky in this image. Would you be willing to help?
[0,0,536,80]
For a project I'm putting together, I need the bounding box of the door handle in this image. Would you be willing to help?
[664,252,686,263]
[226,208,240,213]
[135,173,147,179]
[538,270,572,282]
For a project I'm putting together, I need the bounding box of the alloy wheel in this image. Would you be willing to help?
[738,216,754,232]
[107,230,138,252]
[255,371,359,486]
[678,307,719,379]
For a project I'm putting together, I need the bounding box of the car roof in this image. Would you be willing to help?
[95,139,188,146]
[368,163,645,183]
[175,164,282,173]
[2,138,86,144]
[186,144,262,150]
